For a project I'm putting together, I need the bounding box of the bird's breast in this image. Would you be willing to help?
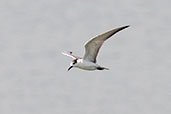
[75,60,99,70]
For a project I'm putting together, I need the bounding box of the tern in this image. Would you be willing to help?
[62,25,129,71]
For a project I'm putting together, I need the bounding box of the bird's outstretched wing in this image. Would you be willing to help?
[83,25,130,63]
[62,51,81,59]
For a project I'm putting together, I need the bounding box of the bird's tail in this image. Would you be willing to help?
[97,67,109,70]
[103,67,109,70]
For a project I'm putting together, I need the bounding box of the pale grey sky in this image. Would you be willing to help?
[0,0,171,114]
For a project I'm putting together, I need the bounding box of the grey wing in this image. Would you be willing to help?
[83,25,130,63]
[62,51,81,59]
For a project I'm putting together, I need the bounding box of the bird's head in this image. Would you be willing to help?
[67,59,78,71]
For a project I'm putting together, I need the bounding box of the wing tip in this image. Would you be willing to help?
[115,25,130,32]
[62,51,72,55]
[122,25,130,29]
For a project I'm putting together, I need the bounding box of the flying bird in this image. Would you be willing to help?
[62,25,129,71]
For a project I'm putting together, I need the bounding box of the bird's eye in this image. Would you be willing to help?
[72,60,77,64]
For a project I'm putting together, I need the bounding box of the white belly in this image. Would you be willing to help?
[75,60,100,70]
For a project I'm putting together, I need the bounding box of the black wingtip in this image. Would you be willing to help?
[111,25,130,35]
[123,25,130,28]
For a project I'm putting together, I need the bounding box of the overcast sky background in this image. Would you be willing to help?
[0,0,171,114]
